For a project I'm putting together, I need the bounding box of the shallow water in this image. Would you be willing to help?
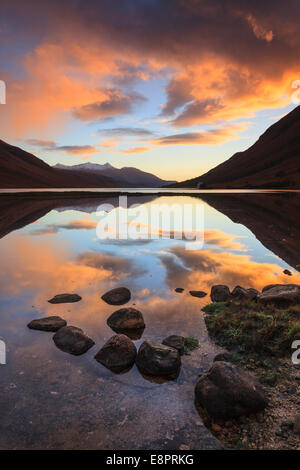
[0,191,299,449]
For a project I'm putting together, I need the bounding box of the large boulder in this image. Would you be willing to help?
[101,287,131,305]
[189,290,207,298]
[53,326,95,355]
[48,293,82,304]
[195,361,268,419]
[231,286,258,302]
[27,316,66,332]
[162,335,185,355]
[107,308,145,332]
[210,285,231,302]
[258,284,300,306]
[94,334,137,373]
[136,340,181,376]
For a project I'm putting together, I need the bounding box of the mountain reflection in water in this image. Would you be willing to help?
[0,191,299,450]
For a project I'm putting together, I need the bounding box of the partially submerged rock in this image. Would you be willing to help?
[213,352,233,363]
[283,269,292,276]
[94,334,137,373]
[107,308,145,332]
[210,285,231,302]
[175,288,184,293]
[101,287,131,305]
[195,361,268,419]
[48,293,82,304]
[162,335,185,355]
[189,290,207,298]
[136,340,181,377]
[231,286,258,302]
[258,284,300,306]
[27,316,66,332]
[53,326,95,355]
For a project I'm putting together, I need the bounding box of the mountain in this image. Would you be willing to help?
[53,162,176,187]
[0,140,119,188]
[172,105,300,189]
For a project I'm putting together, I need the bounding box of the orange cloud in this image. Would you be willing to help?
[121,147,150,154]
[153,123,248,145]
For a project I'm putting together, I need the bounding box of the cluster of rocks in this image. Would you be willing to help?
[28,287,184,378]
[30,282,297,422]
[209,283,300,307]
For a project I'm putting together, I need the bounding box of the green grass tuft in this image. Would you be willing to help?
[203,301,300,357]
[184,337,199,354]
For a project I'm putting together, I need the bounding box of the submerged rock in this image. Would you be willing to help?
[258,284,300,306]
[175,288,184,293]
[189,290,207,298]
[101,287,131,305]
[27,316,67,332]
[210,285,231,302]
[94,334,137,373]
[162,335,185,355]
[213,352,233,363]
[136,340,181,376]
[48,293,82,304]
[107,308,145,332]
[195,361,268,419]
[231,286,258,302]
[53,326,95,355]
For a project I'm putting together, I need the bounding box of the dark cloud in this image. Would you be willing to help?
[72,89,147,121]
[25,140,98,155]
[98,127,154,137]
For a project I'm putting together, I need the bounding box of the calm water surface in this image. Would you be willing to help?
[0,191,299,449]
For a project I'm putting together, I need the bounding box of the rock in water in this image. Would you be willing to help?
[189,290,207,298]
[27,316,67,332]
[48,293,82,304]
[213,352,233,363]
[162,335,185,355]
[283,269,292,276]
[195,361,268,419]
[231,286,257,302]
[258,284,300,306]
[175,288,184,293]
[53,326,95,355]
[210,285,231,302]
[107,308,145,332]
[136,340,181,376]
[94,334,137,373]
[101,287,131,305]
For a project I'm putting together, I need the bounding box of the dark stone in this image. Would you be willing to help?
[48,293,82,304]
[107,308,145,332]
[162,335,185,355]
[283,269,292,276]
[53,326,95,355]
[175,288,184,293]
[231,286,257,302]
[246,288,260,300]
[101,287,131,305]
[94,334,137,373]
[213,352,233,363]
[258,284,300,306]
[189,290,207,298]
[210,285,231,302]
[195,361,268,419]
[136,340,181,376]
[27,316,66,332]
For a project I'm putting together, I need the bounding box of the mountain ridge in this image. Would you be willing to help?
[171,106,300,189]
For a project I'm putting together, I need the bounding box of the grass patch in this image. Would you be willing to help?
[203,301,300,357]
[184,337,199,354]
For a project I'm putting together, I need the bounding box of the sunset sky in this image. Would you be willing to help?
[1,0,299,181]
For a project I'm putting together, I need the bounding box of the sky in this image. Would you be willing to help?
[0,0,299,181]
